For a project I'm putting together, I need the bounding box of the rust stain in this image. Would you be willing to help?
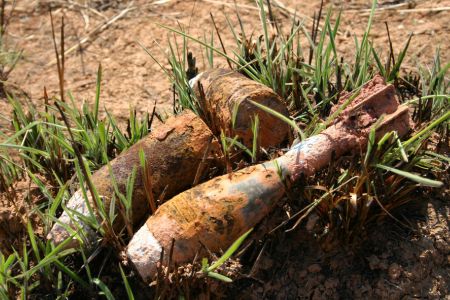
[192,68,290,148]
[128,75,412,284]
[68,111,218,234]
[155,127,175,141]
[133,75,412,273]
[147,164,285,264]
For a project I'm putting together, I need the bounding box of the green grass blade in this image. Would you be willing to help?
[403,110,450,148]
[93,278,115,300]
[249,100,305,140]
[207,228,252,272]
[94,64,102,125]
[207,271,232,283]
[119,265,134,300]
[375,164,443,187]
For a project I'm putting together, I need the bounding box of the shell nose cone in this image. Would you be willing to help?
[46,224,84,249]
[47,223,70,245]
[127,225,163,282]
[47,190,97,249]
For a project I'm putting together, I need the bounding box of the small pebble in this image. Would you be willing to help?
[308,264,322,273]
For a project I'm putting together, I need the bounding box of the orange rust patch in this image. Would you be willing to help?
[79,111,219,232]
[147,164,285,264]
[193,69,290,148]
[129,75,412,279]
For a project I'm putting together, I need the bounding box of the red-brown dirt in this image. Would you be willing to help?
[0,0,448,298]
[1,0,449,124]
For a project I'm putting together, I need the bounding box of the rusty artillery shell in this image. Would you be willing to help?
[190,69,290,148]
[48,111,218,247]
[127,76,412,282]
[278,75,412,180]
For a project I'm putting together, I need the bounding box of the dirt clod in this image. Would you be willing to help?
[388,263,402,281]
[307,264,322,273]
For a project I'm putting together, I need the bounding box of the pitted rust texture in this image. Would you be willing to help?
[278,105,410,181]
[279,77,411,181]
[96,111,219,229]
[192,69,290,148]
[133,75,412,274]
[72,111,218,232]
[146,164,285,264]
[332,75,399,123]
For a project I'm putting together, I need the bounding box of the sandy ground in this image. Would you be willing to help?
[1,0,449,124]
[0,0,449,298]
[228,197,449,298]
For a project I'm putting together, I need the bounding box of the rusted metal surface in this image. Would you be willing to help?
[127,76,412,282]
[48,111,219,247]
[148,164,284,261]
[279,76,411,180]
[49,69,292,248]
[191,69,290,148]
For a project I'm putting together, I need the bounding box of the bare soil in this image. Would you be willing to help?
[2,0,449,123]
[230,197,449,299]
[0,0,449,298]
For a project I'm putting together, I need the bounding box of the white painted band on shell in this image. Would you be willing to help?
[47,190,98,248]
[188,72,204,88]
[127,224,162,282]
[274,134,327,175]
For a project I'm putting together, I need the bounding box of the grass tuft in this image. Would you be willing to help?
[0,0,448,298]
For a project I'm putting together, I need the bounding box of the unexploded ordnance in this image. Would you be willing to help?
[191,69,290,148]
[48,111,218,248]
[127,76,411,282]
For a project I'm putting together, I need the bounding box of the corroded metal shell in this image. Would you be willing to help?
[191,69,290,148]
[48,111,218,247]
[127,76,411,282]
